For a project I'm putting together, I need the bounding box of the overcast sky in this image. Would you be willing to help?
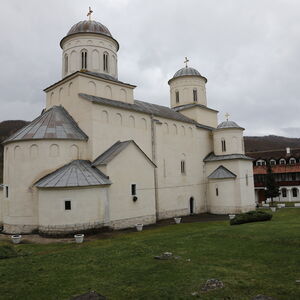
[1,0,300,137]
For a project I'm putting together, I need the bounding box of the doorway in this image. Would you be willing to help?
[189,197,194,214]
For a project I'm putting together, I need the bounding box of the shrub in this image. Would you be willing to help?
[230,210,272,225]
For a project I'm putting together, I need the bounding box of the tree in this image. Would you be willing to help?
[264,164,280,206]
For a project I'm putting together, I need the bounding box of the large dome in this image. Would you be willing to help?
[60,20,119,49]
[67,20,112,37]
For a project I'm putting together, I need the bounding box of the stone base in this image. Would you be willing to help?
[109,214,156,229]
[3,223,38,234]
[157,208,189,220]
[209,204,256,215]
[39,221,105,236]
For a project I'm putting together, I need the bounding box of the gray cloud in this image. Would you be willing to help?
[1,0,300,137]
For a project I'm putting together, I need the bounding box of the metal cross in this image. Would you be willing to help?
[225,113,230,121]
[184,57,189,68]
[87,7,93,21]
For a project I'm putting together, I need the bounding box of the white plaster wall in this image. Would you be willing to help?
[178,106,218,128]
[0,187,3,224]
[104,142,156,228]
[2,140,87,233]
[205,159,255,214]
[213,128,245,156]
[169,76,207,108]
[61,34,118,79]
[38,187,108,227]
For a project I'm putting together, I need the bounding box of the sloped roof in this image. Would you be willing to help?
[173,103,218,113]
[79,93,214,130]
[3,106,88,144]
[208,165,237,179]
[92,140,156,167]
[246,148,300,160]
[35,160,111,188]
[204,152,253,162]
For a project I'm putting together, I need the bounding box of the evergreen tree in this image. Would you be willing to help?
[264,164,280,205]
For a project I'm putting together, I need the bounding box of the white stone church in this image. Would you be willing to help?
[0,14,255,235]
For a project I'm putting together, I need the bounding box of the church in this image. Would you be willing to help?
[0,12,255,235]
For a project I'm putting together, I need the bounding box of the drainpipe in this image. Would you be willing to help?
[150,115,161,220]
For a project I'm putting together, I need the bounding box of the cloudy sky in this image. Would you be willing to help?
[1,0,300,136]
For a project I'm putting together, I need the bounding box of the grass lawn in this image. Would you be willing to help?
[0,209,300,300]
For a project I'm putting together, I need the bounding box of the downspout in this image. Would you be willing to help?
[150,114,160,220]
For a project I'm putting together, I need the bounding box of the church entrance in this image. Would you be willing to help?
[189,197,194,214]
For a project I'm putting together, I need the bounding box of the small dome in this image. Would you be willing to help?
[173,67,201,78]
[217,120,244,129]
[67,20,112,37]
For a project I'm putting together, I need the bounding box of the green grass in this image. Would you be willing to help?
[1,209,300,300]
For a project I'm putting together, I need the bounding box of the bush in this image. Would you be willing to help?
[230,210,272,225]
[0,245,19,259]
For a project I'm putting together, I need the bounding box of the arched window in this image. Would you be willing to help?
[279,158,286,165]
[221,139,226,152]
[281,188,287,198]
[292,188,298,197]
[175,91,179,103]
[193,88,197,102]
[81,50,87,69]
[103,52,109,72]
[270,159,276,166]
[289,157,296,164]
[64,54,68,74]
[256,159,266,166]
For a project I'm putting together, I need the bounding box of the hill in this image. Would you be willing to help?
[0,120,29,182]
[244,135,300,152]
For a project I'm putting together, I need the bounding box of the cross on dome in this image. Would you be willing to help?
[184,57,189,68]
[225,113,230,121]
[87,7,93,21]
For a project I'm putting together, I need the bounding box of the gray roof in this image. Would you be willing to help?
[217,120,244,130]
[79,93,214,130]
[208,165,237,179]
[3,106,88,144]
[92,140,156,167]
[169,67,207,83]
[173,103,218,113]
[35,160,111,188]
[44,70,135,92]
[204,152,254,162]
[60,20,119,50]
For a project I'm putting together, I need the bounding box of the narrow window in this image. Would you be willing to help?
[221,139,226,152]
[290,158,296,164]
[176,91,179,103]
[181,160,186,174]
[280,159,286,165]
[64,54,68,74]
[270,159,276,166]
[246,174,249,186]
[5,186,8,198]
[292,188,298,197]
[81,50,87,69]
[103,52,109,72]
[65,200,71,210]
[216,187,219,196]
[193,89,197,102]
[131,184,136,196]
[282,188,287,198]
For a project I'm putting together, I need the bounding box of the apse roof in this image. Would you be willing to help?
[208,165,237,179]
[3,106,88,144]
[204,152,253,162]
[169,67,207,84]
[79,93,214,130]
[92,140,156,167]
[35,160,111,188]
